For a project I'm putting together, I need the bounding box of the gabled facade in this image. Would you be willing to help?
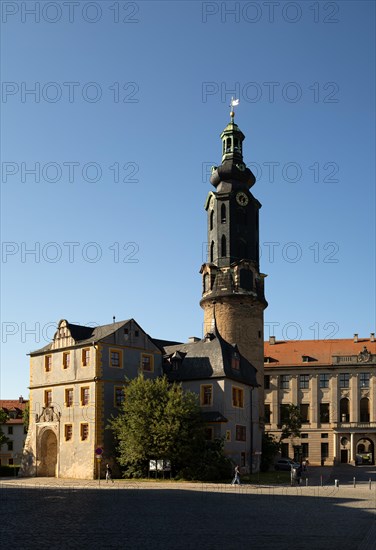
[21,319,162,478]
[0,397,28,466]
[264,334,376,466]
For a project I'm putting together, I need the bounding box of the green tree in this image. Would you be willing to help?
[260,432,280,472]
[23,401,30,432]
[279,404,302,443]
[109,376,206,478]
[0,409,9,447]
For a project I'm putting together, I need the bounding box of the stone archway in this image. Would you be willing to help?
[38,429,58,477]
[356,437,374,465]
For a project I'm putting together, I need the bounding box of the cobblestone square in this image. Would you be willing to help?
[1,471,375,550]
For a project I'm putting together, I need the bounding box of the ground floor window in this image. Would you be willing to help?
[235,425,246,441]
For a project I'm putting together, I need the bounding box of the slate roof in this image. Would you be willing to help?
[264,338,376,367]
[152,338,183,353]
[201,411,228,423]
[30,319,135,355]
[163,324,258,387]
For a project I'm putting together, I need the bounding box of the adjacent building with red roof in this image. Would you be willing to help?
[264,334,376,465]
[0,397,28,466]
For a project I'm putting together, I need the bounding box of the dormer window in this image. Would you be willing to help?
[232,352,240,370]
[302,355,309,362]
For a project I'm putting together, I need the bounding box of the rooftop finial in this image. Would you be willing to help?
[230,97,239,122]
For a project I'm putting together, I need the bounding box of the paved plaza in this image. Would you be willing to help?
[1,466,375,549]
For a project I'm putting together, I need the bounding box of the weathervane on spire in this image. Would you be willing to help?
[229,97,239,122]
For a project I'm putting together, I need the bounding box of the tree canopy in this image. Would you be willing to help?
[108,375,232,480]
[0,409,9,447]
[279,404,302,442]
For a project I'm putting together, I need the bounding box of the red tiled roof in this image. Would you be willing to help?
[0,399,28,424]
[264,338,376,367]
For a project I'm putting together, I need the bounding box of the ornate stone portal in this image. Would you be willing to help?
[35,407,60,477]
[20,406,60,477]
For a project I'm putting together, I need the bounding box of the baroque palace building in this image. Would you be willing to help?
[264,334,376,466]
[20,110,267,479]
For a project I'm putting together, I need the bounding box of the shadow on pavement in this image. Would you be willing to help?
[1,483,375,550]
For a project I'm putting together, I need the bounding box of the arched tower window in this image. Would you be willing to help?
[210,241,214,263]
[210,210,214,231]
[221,204,226,223]
[226,137,231,152]
[221,235,226,258]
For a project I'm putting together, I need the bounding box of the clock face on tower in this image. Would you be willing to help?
[236,191,249,207]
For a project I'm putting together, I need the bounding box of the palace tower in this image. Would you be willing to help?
[200,109,267,391]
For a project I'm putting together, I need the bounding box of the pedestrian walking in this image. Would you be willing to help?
[296,465,302,485]
[231,464,241,485]
[105,464,114,483]
[291,465,297,486]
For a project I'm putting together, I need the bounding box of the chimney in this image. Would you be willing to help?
[354,333,358,343]
[188,336,200,343]
[19,395,23,404]
[269,336,276,345]
[370,333,375,342]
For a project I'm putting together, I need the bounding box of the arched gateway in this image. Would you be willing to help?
[38,429,58,476]
[356,437,374,465]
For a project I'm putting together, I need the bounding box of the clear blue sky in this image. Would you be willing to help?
[1,1,375,398]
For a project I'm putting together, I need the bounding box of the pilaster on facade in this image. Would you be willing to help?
[330,376,339,424]
[291,375,298,405]
[371,375,376,421]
